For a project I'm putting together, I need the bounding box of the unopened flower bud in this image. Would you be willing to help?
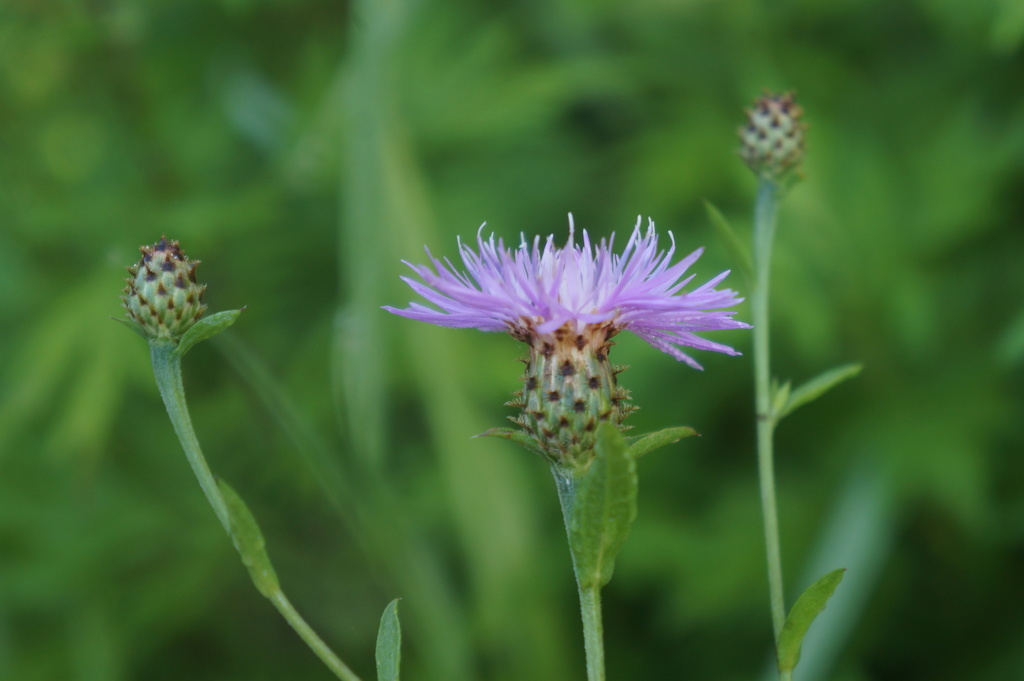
[739,91,806,179]
[122,236,207,341]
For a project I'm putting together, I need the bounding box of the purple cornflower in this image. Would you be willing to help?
[384,216,750,464]
[385,216,748,367]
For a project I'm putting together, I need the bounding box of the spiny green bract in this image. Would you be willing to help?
[508,322,636,469]
[122,236,207,342]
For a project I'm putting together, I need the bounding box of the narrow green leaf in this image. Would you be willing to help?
[704,199,754,282]
[777,363,862,422]
[777,568,846,673]
[110,316,149,340]
[474,426,545,457]
[173,308,245,357]
[376,598,401,681]
[569,422,638,590]
[218,479,280,598]
[772,380,792,421]
[626,426,698,458]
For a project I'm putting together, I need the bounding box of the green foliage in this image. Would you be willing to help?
[565,423,638,591]
[376,599,402,681]
[218,479,280,599]
[173,308,246,357]
[2,1,1023,680]
[777,569,845,673]
[704,199,754,284]
[111,315,151,341]
[475,426,546,457]
[774,364,863,424]
[626,426,698,459]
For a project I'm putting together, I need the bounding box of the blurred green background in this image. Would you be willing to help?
[3,0,1024,679]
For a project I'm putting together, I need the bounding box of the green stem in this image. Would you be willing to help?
[270,592,363,681]
[148,342,361,681]
[752,178,787,647]
[554,469,606,681]
[149,342,230,533]
[578,586,605,681]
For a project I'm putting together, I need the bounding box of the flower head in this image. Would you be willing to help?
[385,217,749,465]
[739,90,806,180]
[122,236,207,342]
[384,216,748,370]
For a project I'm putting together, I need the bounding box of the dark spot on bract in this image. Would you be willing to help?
[547,391,561,402]
[573,400,585,413]
[560,362,575,377]
[589,377,600,389]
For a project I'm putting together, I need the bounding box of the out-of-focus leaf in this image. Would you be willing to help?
[992,0,1024,52]
[995,306,1024,366]
[777,364,862,422]
[704,200,753,282]
[376,599,402,681]
[771,379,791,423]
[777,569,845,673]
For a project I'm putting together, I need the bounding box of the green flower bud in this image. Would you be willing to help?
[508,322,635,469]
[122,236,207,342]
[739,91,806,180]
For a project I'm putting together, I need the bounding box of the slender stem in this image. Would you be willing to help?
[149,341,361,681]
[149,342,230,533]
[270,592,363,681]
[752,178,787,646]
[553,468,606,681]
[578,586,605,681]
